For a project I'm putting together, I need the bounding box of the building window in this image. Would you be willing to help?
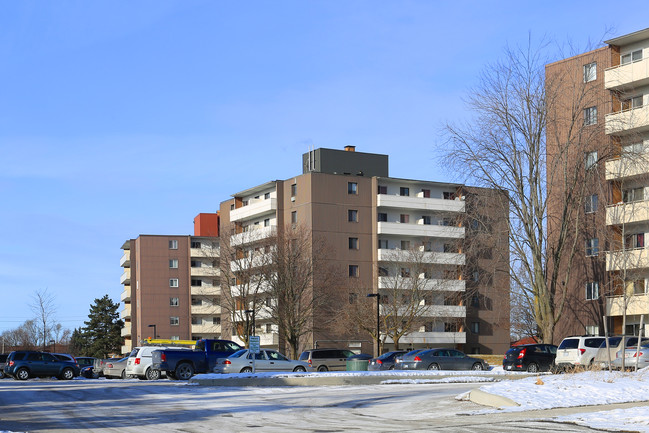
[349,237,359,250]
[585,151,598,170]
[378,266,389,277]
[400,214,409,223]
[191,279,202,286]
[621,49,643,65]
[264,192,270,199]
[291,211,297,224]
[626,233,645,249]
[622,142,644,155]
[170,317,179,326]
[169,259,178,269]
[291,183,297,198]
[585,325,599,336]
[170,278,179,287]
[170,297,179,307]
[213,317,221,325]
[621,95,643,111]
[443,191,456,200]
[190,260,201,268]
[348,209,358,222]
[378,213,388,222]
[400,267,411,278]
[262,218,269,227]
[171,335,180,341]
[191,317,201,325]
[401,240,410,250]
[192,297,202,306]
[378,185,387,194]
[583,62,597,83]
[349,265,359,277]
[585,194,598,213]
[586,282,599,300]
[169,240,178,249]
[348,182,358,195]
[191,241,201,249]
[471,322,480,334]
[623,187,644,203]
[471,294,480,308]
[422,189,431,198]
[378,239,388,249]
[586,238,599,257]
[400,187,410,196]
[422,215,432,225]
[584,106,597,125]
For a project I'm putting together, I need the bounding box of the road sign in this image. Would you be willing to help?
[249,336,261,354]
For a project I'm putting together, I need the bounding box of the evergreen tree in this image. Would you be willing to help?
[68,327,89,356]
[83,295,124,358]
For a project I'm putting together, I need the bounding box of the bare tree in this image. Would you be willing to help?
[219,224,275,346]
[31,289,57,350]
[261,224,342,359]
[442,40,610,343]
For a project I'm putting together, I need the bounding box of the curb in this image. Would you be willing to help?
[469,388,519,408]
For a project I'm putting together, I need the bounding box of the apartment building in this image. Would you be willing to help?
[118,213,221,354]
[547,28,649,340]
[219,147,510,355]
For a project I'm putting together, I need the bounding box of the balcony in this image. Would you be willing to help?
[606,248,649,271]
[606,201,649,226]
[378,277,465,292]
[383,332,466,345]
[377,194,465,213]
[232,332,279,348]
[191,323,222,334]
[231,252,273,271]
[190,247,218,258]
[230,198,277,222]
[120,286,132,303]
[230,226,276,246]
[191,304,221,315]
[121,326,131,337]
[120,269,131,285]
[606,294,649,316]
[121,305,131,319]
[190,266,219,277]
[385,305,465,318]
[120,250,130,268]
[121,341,132,355]
[377,222,464,239]
[605,156,649,180]
[605,58,649,91]
[378,248,465,266]
[605,105,649,136]
[191,285,220,296]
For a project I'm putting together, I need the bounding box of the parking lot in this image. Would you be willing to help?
[0,377,609,432]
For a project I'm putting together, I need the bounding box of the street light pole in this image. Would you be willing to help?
[148,324,157,340]
[367,293,381,358]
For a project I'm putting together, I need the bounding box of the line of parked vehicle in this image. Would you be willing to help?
[3,334,647,381]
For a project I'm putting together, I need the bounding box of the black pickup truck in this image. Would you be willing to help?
[151,339,242,380]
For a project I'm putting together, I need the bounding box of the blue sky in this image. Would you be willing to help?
[1,1,647,335]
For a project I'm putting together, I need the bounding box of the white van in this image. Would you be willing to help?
[126,346,190,380]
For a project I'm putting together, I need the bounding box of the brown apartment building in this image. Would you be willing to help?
[547,28,649,341]
[218,147,510,356]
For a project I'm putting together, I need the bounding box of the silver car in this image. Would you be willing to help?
[103,357,129,379]
[613,342,649,370]
[214,349,313,374]
[400,348,488,371]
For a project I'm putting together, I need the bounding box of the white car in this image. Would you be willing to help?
[126,346,190,380]
[554,336,605,370]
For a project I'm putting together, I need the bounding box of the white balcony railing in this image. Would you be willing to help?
[191,323,222,335]
[120,269,131,285]
[230,198,277,222]
[605,57,649,90]
[605,156,649,180]
[383,332,466,345]
[377,194,465,213]
[377,222,464,239]
[121,326,131,337]
[383,305,466,318]
[120,250,130,268]
[378,248,465,266]
[606,294,649,316]
[190,247,219,258]
[190,266,219,277]
[232,332,279,348]
[121,305,131,319]
[120,287,132,303]
[230,226,276,246]
[606,105,649,136]
[606,248,649,271]
[190,285,221,296]
[378,276,465,292]
[606,201,649,226]
[190,304,221,315]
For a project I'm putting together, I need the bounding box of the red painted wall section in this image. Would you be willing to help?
[193,212,219,237]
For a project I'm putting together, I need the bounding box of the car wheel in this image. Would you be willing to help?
[240,367,253,373]
[389,365,395,370]
[317,365,328,372]
[293,366,306,372]
[471,362,484,371]
[175,363,195,380]
[427,363,440,370]
[60,368,75,380]
[0,371,5,379]
[16,368,30,380]
[145,368,161,381]
[121,370,126,379]
[527,363,539,373]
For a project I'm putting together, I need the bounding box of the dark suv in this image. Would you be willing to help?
[503,344,557,373]
[5,351,80,380]
[0,354,8,379]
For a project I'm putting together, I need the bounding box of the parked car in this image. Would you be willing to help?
[4,351,80,380]
[0,354,8,379]
[127,345,194,380]
[502,344,557,372]
[554,336,606,370]
[75,357,97,378]
[298,348,355,372]
[151,339,243,380]
[613,342,649,370]
[593,337,649,369]
[103,357,129,379]
[214,349,313,374]
[399,348,488,371]
[368,351,407,371]
[393,349,426,370]
[93,357,120,378]
[347,353,372,361]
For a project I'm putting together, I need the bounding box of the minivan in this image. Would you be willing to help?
[126,346,191,380]
[298,349,355,371]
[554,336,605,370]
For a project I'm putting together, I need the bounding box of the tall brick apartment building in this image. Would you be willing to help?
[547,28,649,341]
